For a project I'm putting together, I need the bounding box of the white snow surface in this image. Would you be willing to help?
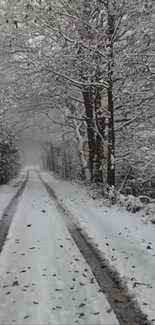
[0,170,119,325]
[40,170,155,323]
[0,169,28,221]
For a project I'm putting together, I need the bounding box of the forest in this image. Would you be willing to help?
[0,0,155,203]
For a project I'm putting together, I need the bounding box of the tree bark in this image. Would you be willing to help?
[82,88,95,182]
[94,87,105,183]
[107,10,115,186]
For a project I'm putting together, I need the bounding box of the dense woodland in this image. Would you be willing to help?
[1,0,155,201]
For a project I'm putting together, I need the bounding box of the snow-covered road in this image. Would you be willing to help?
[0,170,119,325]
[40,170,155,323]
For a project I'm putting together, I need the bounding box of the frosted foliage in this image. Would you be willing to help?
[0,119,19,184]
[1,0,155,196]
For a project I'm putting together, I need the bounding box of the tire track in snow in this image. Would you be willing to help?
[39,172,151,325]
[0,171,29,253]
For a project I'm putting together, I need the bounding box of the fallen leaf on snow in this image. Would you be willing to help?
[79,282,86,286]
[55,288,63,291]
[79,313,85,317]
[12,281,19,286]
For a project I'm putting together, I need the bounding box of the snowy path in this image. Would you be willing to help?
[40,171,155,323]
[0,171,119,325]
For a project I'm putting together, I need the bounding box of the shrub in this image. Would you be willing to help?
[0,119,20,184]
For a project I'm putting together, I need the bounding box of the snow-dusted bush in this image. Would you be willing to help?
[103,185,144,213]
[0,119,20,184]
[118,194,144,213]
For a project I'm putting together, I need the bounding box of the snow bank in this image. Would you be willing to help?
[0,169,27,221]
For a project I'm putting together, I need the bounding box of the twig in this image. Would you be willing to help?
[119,166,132,193]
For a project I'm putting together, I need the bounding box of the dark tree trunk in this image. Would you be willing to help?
[94,88,105,183]
[82,88,95,182]
[107,11,115,186]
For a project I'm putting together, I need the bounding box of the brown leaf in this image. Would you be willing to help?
[55,288,63,291]
[79,313,85,317]
[24,285,30,288]
[12,280,19,286]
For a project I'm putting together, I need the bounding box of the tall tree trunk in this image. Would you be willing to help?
[107,9,115,186]
[94,87,105,182]
[82,88,95,182]
[74,120,87,181]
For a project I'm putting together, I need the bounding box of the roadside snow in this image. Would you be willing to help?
[0,171,119,325]
[40,171,155,323]
[0,169,28,221]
